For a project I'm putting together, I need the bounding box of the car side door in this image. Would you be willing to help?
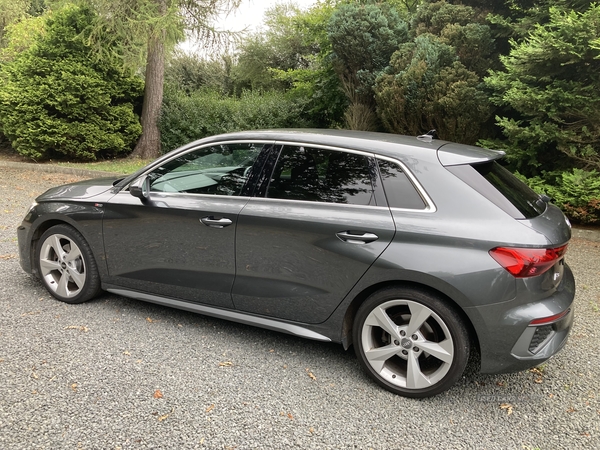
[232,144,396,324]
[102,141,273,308]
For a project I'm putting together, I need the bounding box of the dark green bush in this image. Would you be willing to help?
[0,5,143,161]
[159,89,311,153]
[375,34,491,144]
[519,169,600,224]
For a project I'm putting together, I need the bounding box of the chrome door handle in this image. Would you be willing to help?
[201,216,233,228]
[336,231,379,244]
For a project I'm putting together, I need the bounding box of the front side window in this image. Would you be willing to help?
[266,145,376,205]
[147,143,263,196]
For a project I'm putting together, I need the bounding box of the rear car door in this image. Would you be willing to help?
[102,141,272,308]
[232,144,396,324]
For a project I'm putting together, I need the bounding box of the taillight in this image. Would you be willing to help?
[489,245,568,278]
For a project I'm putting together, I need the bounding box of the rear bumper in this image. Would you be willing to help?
[466,263,576,374]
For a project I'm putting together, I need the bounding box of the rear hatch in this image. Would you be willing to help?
[438,142,571,289]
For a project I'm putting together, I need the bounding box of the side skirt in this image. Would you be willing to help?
[106,287,332,342]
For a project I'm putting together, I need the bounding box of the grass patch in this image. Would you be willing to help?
[56,158,153,175]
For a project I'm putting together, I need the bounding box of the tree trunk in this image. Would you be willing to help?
[130,31,165,159]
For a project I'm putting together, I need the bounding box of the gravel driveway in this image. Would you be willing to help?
[1,166,599,449]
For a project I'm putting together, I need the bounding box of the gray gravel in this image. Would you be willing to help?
[1,166,599,449]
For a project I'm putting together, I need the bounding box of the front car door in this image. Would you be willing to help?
[232,144,397,324]
[102,141,272,308]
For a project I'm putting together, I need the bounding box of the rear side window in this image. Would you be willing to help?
[448,161,545,219]
[266,145,376,205]
[377,159,426,210]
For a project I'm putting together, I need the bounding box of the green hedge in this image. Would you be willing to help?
[159,88,311,153]
[520,169,600,225]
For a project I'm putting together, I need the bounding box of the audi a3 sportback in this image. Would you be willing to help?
[17,130,575,397]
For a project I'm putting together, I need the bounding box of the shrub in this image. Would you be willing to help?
[0,5,143,161]
[519,169,600,224]
[159,89,311,153]
[375,34,491,144]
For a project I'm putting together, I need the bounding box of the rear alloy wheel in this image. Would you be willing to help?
[36,225,101,304]
[353,287,469,398]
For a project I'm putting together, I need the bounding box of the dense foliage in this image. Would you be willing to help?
[485,5,600,173]
[0,0,599,222]
[0,5,143,160]
[327,2,409,130]
[375,34,491,143]
[159,88,311,152]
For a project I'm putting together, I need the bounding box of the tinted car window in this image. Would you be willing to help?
[266,146,376,205]
[148,143,262,196]
[377,159,426,210]
[448,161,545,219]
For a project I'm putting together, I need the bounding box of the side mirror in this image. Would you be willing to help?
[129,176,150,201]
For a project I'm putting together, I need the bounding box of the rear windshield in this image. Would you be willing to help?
[448,161,546,219]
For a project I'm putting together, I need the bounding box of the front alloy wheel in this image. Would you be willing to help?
[353,287,469,398]
[36,225,101,304]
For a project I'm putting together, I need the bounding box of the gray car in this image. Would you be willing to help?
[17,129,575,398]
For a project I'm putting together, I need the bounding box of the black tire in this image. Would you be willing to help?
[353,286,470,398]
[36,224,101,304]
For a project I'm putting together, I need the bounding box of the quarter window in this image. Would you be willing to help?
[148,143,263,196]
[267,146,376,205]
[377,159,426,210]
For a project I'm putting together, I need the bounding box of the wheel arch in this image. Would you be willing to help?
[341,280,481,361]
[29,215,105,279]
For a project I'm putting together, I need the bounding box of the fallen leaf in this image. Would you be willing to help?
[287,413,293,420]
[123,350,131,356]
[146,317,154,323]
[500,403,513,415]
[31,372,39,380]
[71,383,77,392]
[219,361,233,367]
[534,377,543,384]
[0,254,17,260]
[567,406,576,413]
[64,325,89,332]
[306,368,317,381]
[309,427,315,434]
[205,404,215,413]
[496,381,505,387]
[158,409,173,422]
[153,389,163,399]
[581,432,591,437]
